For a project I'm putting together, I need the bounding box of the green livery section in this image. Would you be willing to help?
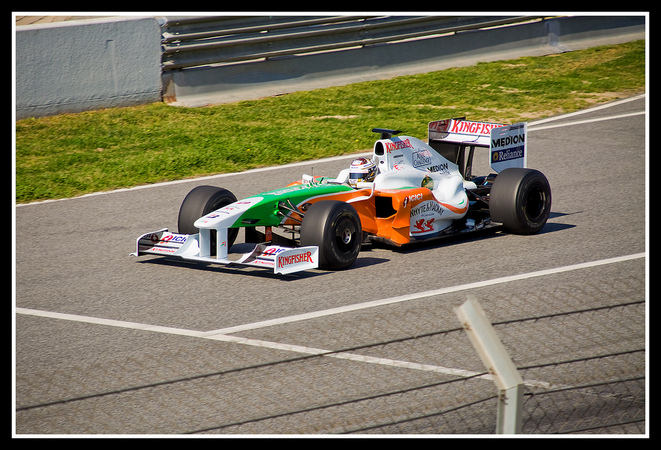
[228,181,354,228]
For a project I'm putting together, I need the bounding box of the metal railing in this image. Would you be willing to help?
[160,16,542,71]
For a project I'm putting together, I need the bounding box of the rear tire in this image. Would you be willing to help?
[178,186,239,248]
[300,201,362,270]
[489,168,551,234]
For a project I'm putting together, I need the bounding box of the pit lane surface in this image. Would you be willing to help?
[14,95,647,434]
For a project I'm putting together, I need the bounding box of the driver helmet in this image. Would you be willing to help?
[348,157,378,186]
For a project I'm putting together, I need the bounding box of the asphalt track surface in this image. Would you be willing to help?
[14,95,647,435]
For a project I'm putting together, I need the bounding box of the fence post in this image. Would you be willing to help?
[454,295,524,434]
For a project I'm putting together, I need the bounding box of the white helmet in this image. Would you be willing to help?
[348,157,377,186]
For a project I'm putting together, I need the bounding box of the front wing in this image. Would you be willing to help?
[131,229,319,275]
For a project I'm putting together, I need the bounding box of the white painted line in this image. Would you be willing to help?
[527,94,645,126]
[203,333,487,378]
[16,252,645,384]
[15,252,645,383]
[16,252,645,363]
[202,252,646,336]
[528,111,645,132]
[13,308,205,338]
[14,305,488,380]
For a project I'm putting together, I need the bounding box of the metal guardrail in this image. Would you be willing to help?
[160,16,543,71]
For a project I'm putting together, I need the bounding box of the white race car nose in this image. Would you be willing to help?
[193,196,264,229]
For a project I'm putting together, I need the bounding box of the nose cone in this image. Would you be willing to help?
[194,196,264,229]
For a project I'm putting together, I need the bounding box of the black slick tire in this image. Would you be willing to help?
[177,185,239,248]
[489,168,552,234]
[300,201,362,270]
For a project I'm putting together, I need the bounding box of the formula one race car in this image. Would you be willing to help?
[132,118,551,274]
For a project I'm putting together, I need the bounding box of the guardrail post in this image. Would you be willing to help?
[454,295,524,434]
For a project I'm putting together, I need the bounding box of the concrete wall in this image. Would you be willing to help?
[15,16,162,119]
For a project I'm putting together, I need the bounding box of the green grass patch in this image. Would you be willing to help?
[15,40,645,203]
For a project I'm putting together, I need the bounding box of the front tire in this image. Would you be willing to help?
[300,201,362,270]
[489,168,551,234]
[178,185,239,248]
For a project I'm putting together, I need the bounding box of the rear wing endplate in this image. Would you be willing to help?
[488,122,527,172]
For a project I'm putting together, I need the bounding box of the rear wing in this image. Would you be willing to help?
[428,118,527,174]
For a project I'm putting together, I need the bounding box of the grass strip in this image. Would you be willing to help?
[15,40,645,203]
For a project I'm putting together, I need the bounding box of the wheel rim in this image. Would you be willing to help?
[341,228,352,244]
[335,217,357,253]
[524,185,547,222]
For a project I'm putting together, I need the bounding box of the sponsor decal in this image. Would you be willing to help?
[150,233,186,244]
[217,205,240,214]
[413,218,435,233]
[198,197,264,223]
[385,138,413,153]
[277,251,313,268]
[412,148,450,175]
[426,163,448,175]
[429,119,451,133]
[141,246,177,254]
[492,147,525,162]
[403,193,423,208]
[490,123,527,171]
[250,259,276,267]
[268,186,307,196]
[448,120,502,136]
[410,200,444,218]
[412,149,432,167]
[262,247,286,257]
[491,134,525,148]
